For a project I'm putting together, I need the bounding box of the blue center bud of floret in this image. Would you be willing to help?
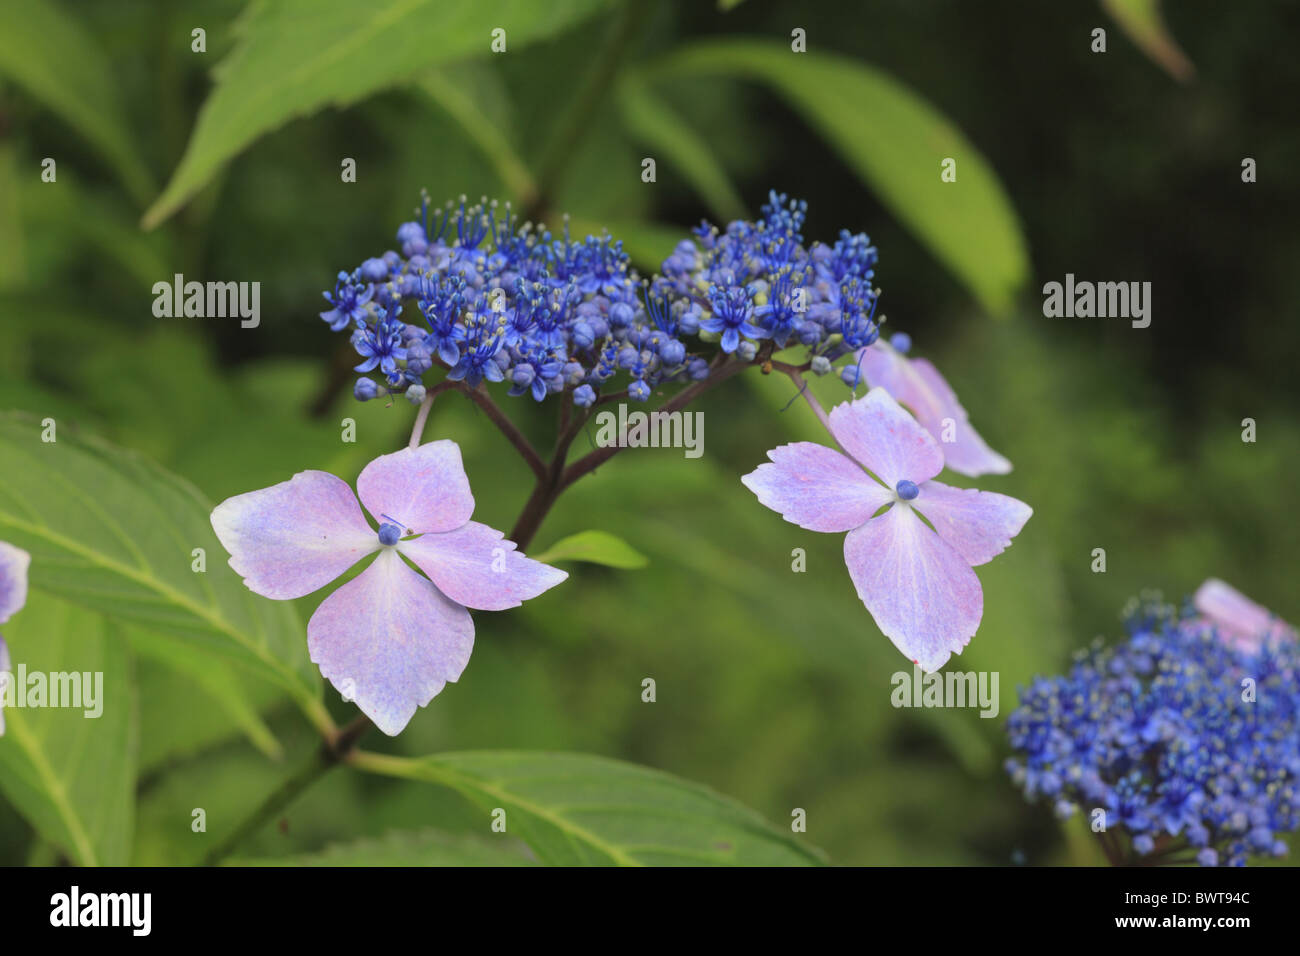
[377,523,403,546]
[896,479,920,501]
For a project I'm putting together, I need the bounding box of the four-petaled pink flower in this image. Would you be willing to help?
[857,340,1011,477]
[742,387,1031,671]
[1193,578,1295,654]
[211,441,566,735]
[0,540,31,737]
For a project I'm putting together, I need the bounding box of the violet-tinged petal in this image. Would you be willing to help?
[843,504,983,672]
[828,387,943,489]
[307,549,473,736]
[913,480,1033,567]
[211,472,377,600]
[1194,578,1295,652]
[0,541,31,624]
[858,343,1011,477]
[741,442,892,533]
[355,441,474,534]
[399,521,567,612]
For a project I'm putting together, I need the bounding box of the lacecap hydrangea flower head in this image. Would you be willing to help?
[243,188,1030,732]
[1005,580,1299,866]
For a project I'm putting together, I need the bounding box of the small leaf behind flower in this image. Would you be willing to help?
[530,530,649,569]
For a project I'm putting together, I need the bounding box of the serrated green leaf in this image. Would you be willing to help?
[143,0,615,228]
[0,413,331,734]
[352,750,825,866]
[0,0,153,204]
[0,595,136,866]
[644,40,1029,315]
[231,828,536,866]
[531,529,648,569]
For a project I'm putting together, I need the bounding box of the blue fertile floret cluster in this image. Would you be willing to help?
[1006,596,1300,866]
[321,191,883,405]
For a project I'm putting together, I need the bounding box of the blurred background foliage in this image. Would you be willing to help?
[0,0,1296,865]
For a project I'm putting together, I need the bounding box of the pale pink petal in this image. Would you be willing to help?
[211,472,377,600]
[308,549,473,736]
[858,343,1011,477]
[356,441,475,534]
[399,521,568,612]
[843,504,983,672]
[0,541,30,624]
[828,387,943,489]
[1194,579,1295,652]
[741,442,893,533]
[912,480,1032,567]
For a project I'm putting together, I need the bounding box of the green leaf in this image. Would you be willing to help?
[143,0,615,228]
[352,750,825,866]
[129,626,283,762]
[0,0,153,204]
[616,79,747,223]
[531,529,649,569]
[418,65,537,207]
[0,413,331,734]
[231,828,537,866]
[1101,0,1195,82]
[644,40,1029,315]
[0,594,137,866]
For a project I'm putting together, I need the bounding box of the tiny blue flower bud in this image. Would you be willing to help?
[573,384,596,407]
[840,365,863,387]
[1197,848,1219,867]
[810,355,832,376]
[572,321,595,349]
[377,523,403,546]
[896,479,920,501]
[406,384,427,405]
[354,377,379,401]
[659,339,686,367]
[1132,834,1155,855]
[891,332,912,354]
[609,302,635,329]
[628,380,651,402]
[512,364,536,387]
[688,357,709,381]
[360,257,390,282]
[737,340,757,361]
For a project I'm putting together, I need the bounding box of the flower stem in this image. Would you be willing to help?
[199,714,372,866]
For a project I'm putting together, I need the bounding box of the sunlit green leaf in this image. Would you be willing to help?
[0,413,330,734]
[353,750,825,865]
[531,529,648,569]
[143,0,615,228]
[0,595,136,866]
